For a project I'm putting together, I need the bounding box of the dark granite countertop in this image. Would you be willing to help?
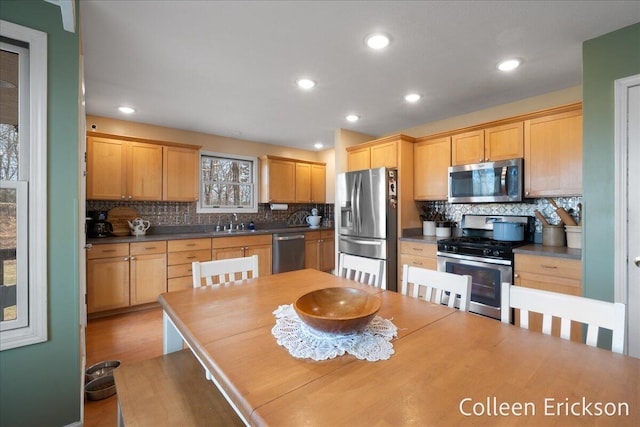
[87,225,335,245]
[513,244,582,260]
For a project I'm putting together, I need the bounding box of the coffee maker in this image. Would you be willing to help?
[87,211,113,238]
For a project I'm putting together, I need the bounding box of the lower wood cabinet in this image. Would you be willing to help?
[129,242,167,305]
[398,240,438,284]
[167,238,212,292]
[87,241,167,314]
[305,230,335,272]
[212,234,272,277]
[513,253,582,342]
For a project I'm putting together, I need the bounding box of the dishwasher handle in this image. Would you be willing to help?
[273,234,305,241]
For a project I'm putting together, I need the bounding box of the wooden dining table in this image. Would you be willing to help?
[159,269,639,426]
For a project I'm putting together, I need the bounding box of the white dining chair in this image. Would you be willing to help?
[337,253,386,289]
[501,284,626,354]
[400,264,472,312]
[192,255,259,288]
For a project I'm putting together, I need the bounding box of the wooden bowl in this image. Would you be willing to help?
[294,287,381,334]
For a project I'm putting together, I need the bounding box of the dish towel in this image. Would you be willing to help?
[271,304,398,362]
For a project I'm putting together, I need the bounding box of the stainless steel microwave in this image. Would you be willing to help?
[448,158,523,203]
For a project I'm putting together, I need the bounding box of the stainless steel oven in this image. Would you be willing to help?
[436,214,534,320]
[437,253,512,319]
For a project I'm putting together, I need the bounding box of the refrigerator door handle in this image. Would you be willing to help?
[355,174,363,233]
[340,236,383,246]
[350,174,358,233]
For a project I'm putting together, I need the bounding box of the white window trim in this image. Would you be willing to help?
[197,151,258,214]
[0,20,48,351]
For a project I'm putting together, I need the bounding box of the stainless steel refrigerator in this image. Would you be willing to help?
[337,167,398,291]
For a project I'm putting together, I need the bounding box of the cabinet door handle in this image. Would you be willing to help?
[541,264,558,269]
[130,256,136,261]
[123,257,129,261]
[145,246,157,250]
[186,243,196,247]
[103,249,116,253]
[634,256,640,267]
[186,256,196,259]
[514,273,519,278]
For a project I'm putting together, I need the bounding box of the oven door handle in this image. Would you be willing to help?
[437,251,512,266]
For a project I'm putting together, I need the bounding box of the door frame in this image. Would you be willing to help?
[614,73,640,357]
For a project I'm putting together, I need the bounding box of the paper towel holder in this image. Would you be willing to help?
[270,203,289,210]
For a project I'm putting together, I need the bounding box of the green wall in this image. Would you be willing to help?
[583,23,640,302]
[0,1,81,426]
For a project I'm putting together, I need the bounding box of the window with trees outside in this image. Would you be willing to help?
[0,21,48,350]
[197,151,258,213]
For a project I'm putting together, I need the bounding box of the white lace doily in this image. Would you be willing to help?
[271,304,398,362]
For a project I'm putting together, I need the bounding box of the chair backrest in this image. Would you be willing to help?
[501,284,626,354]
[400,264,472,312]
[192,255,259,288]
[337,253,386,289]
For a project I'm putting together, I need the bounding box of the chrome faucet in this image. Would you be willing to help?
[229,213,238,230]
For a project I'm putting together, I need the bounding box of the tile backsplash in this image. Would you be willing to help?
[86,200,335,228]
[416,197,582,234]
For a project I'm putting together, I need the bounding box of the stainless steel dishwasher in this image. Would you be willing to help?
[272,233,305,273]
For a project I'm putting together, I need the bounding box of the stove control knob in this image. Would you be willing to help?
[482,248,492,257]
[450,245,458,253]
[493,249,502,257]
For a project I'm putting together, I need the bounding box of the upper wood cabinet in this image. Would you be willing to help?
[87,136,163,201]
[309,163,326,203]
[451,130,484,166]
[260,157,296,203]
[485,122,524,162]
[413,136,451,200]
[524,109,582,197]
[347,146,371,171]
[260,156,326,203]
[370,141,398,169]
[451,122,523,166]
[163,146,199,201]
[87,133,200,201]
[346,140,399,171]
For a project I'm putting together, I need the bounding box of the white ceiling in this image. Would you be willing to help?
[80,1,640,150]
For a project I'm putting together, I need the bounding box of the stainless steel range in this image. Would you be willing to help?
[436,215,534,320]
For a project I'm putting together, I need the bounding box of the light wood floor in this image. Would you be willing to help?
[84,307,164,427]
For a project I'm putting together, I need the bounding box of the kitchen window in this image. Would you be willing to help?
[0,21,48,350]
[197,151,258,213]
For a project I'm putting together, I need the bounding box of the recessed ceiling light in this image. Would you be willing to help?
[404,93,422,103]
[365,33,390,50]
[297,78,316,89]
[118,106,135,114]
[346,114,359,122]
[497,59,521,72]
[314,142,324,149]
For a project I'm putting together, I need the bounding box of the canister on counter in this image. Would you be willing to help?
[542,224,566,247]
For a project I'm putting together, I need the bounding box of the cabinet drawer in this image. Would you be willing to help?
[514,254,581,281]
[167,276,194,293]
[400,254,437,271]
[320,230,334,240]
[167,238,211,252]
[212,234,272,248]
[167,263,194,279]
[399,241,437,258]
[305,231,321,240]
[87,243,129,259]
[130,241,167,255]
[167,249,211,266]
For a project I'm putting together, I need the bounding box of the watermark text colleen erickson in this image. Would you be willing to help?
[459,396,630,418]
